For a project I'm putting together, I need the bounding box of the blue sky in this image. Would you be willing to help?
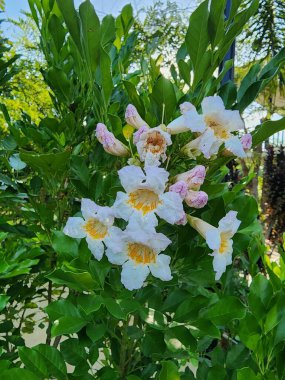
[4,0,194,39]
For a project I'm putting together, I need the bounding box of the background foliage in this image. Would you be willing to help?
[0,0,285,379]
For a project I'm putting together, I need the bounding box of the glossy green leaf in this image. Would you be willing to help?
[1,369,40,380]
[33,344,67,380]
[18,347,49,378]
[51,316,86,337]
[159,361,180,380]
[151,75,176,124]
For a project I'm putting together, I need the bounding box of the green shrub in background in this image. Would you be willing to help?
[0,0,285,379]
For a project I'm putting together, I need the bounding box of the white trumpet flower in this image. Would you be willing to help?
[113,165,184,225]
[188,211,241,280]
[135,126,172,167]
[105,215,172,290]
[63,199,114,260]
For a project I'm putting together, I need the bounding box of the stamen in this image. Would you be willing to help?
[128,243,156,264]
[128,189,160,215]
[84,218,108,239]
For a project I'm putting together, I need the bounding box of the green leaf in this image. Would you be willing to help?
[252,117,285,147]
[18,347,48,378]
[164,326,197,352]
[56,0,82,53]
[46,68,72,104]
[248,274,273,319]
[20,151,70,179]
[77,294,103,314]
[48,15,66,53]
[208,0,226,47]
[1,369,40,380]
[239,313,261,351]
[159,361,180,380]
[264,292,285,333]
[100,47,113,106]
[123,81,145,116]
[140,307,167,330]
[51,316,86,337]
[60,338,86,366]
[237,368,262,380]
[86,323,106,342]
[46,267,98,291]
[0,295,9,312]
[104,298,126,320]
[150,76,176,124]
[100,15,116,49]
[34,344,67,380]
[237,63,261,102]
[52,231,78,259]
[186,0,209,70]
[200,296,246,325]
[79,0,100,73]
[46,299,81,321]
[207,366,227,380]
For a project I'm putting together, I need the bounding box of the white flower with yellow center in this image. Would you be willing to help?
[135,125,172,167]
[188,211,241,280]
[105,216,172,290]
[113,165,184,225]
[63,199,114,260]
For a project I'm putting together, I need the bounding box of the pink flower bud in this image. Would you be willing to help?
[179,102,195,114]
[96,123,130,157]
[176,212,187,226]
[169,180,188,199]
[125,104,148,130]
[133,125,149,144]
[185,190,208,209]
[241,133,252,150]
[176,165,206,190]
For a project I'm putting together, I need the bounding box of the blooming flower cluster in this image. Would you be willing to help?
[64,97,248,289]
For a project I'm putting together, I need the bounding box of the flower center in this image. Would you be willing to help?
[84,218,108,239]
[128,242,156,264]
[146,131,166,154]
[204,116,229,140]
[128,189,160,215]
[219,234,229,254]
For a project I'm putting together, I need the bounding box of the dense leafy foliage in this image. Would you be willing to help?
[0,0,285,379]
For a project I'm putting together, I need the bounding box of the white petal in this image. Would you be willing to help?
[144,152,161,167]
[144,166,169,194]
[113,191,133,221]
[223,110,244,131]
[218,211,241,237]
[156,192,184,224]
[121,260,150,290]
[81,198,99,220]
[225,136,246,158]
[151,233,171,253]
[96,206,114,226]
[205,228,221,250]
[106,247,128,265]
[118,165,145,193]
[127,213,158,234]
[86,237,104,260]
[104,226,126,253]
[63,217,86,238]
[149,254,172,281]
[202,96,225,115]
[212,252,229,280]
[198,128,221,158]
[183,110,207,133]
[167,115,190,134]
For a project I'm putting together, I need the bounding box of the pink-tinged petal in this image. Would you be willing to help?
[133,125,149,144]
[96,123,130,157]
[125,104,148,129]
[184,190,208,208]
[169,180,188,199]
[241,133,252,150]
[63,217,86,238]
[149,254,172,281]
[175,212,187,225]
[121,260,150,290]
[176,165,206,190]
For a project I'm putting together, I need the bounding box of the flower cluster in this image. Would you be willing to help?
[64,97,247,289]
